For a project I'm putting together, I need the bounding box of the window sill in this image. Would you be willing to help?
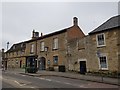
[30,52,34,54]
[53,64,58,66]
[97,45,106,48]
[99,68,108,71]
[40,51,44,52]
[52,48,58,51]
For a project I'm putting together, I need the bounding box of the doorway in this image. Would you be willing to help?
[20,60,22,68]
[26,56,37,68]
[38,57,46,70]
[80,61,86,74]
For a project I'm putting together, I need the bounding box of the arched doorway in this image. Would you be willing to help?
[38,57,46,70]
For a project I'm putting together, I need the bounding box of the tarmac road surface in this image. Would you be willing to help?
[1,71,119,89]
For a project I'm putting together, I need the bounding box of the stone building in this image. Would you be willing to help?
[4,15,119,74]
[1,49,6,69]
[0,50,2,68]
[4,42,26,69]
[88,15,119,73]
[5,17,85,71]
[25,17,85,71]
[68,15,120,74]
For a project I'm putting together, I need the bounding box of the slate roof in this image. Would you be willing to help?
[25,26,74,43]
[6,21,83,53]
[6,26,74,52]
[89,15,120,34]
[6,42,26,53]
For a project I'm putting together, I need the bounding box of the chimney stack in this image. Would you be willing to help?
[2,48,5,58]
[32,29,35,39]
[32,29,39,39]
[41,33,43,37]
[73,17,78,26]
[2,48,4,53]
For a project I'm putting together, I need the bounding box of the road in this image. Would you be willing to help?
[1,71,119,89]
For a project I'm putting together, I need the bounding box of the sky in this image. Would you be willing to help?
[1,0,119,51]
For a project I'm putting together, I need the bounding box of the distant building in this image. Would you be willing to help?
[4,42,26,69]
[0,50,2,68]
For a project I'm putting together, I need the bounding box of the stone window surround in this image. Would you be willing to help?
[96,33,106,47]
[98,53,108,70]
[53,55,58,65]
[30,44,34,53]
[40,41,45,51]
[52,38,58,50]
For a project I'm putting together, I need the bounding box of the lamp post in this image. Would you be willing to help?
[96,50,103,82]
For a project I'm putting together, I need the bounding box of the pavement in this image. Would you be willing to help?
[4,68,120,86]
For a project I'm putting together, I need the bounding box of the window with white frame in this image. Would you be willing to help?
[40,41,44,51]
[96,33,105,47]
[99,55,108,70]
[30,44,34,53]
[53,38,58,49]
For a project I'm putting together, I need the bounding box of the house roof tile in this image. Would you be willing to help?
[89,15,120,34]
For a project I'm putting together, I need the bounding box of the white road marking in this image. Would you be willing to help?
[41,77,84,88]
[79,85,86,88]
[64,82,71,85]
[14,80,29,87]
[14,80,23,86]
[30,87,35,88]
[39,77,45,80]
[38,77,86,88]
[54,80,61,83]
[39,77,52,81]
[22,75,26,76]
[45,79,52,81]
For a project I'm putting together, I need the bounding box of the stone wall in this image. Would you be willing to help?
[87,29,118,72]
[37,32,67,70]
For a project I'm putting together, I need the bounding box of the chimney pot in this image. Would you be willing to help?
[73,17,78,26]
[2,49,4,52]
[32,29,35,38]
[41,33,43,36]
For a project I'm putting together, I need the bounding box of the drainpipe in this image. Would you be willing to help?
[35,40,37,68]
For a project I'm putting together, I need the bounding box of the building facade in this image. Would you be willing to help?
[5,17,85,71]
[25,17,85,71]
[4,15,120,74]
[68,15,120,74]
[4,42,26,69]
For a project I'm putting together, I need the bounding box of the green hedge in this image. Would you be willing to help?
[26,67,38,73]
